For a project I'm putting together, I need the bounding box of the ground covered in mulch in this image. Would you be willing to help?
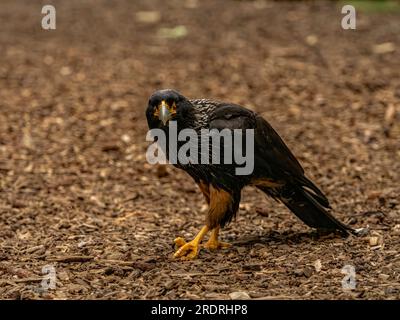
[0,0,399,299]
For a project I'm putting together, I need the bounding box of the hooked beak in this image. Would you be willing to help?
[159,100,172,125]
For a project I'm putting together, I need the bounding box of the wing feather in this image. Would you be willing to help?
[209,104,304,180]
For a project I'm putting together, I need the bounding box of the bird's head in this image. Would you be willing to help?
[146,89,193,129]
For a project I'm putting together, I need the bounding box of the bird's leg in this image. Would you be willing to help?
[173,181,211,259]
[174,183,235,259]
[204,226,231,250]
[174,226,209,259]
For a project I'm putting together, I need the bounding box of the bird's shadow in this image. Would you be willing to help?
[230,229,347,247]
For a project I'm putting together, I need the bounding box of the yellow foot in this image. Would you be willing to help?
[174,237,186,248]
[204,239,231,251]
[173,237,200,260]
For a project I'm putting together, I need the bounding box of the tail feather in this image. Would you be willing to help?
[297,176,330,208]
[280,185,354,235]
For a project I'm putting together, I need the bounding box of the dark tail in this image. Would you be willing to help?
[278,184,355,235]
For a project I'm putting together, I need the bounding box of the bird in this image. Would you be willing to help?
[146,89,355,259]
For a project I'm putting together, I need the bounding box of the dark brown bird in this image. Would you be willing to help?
[146,89,355,259]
